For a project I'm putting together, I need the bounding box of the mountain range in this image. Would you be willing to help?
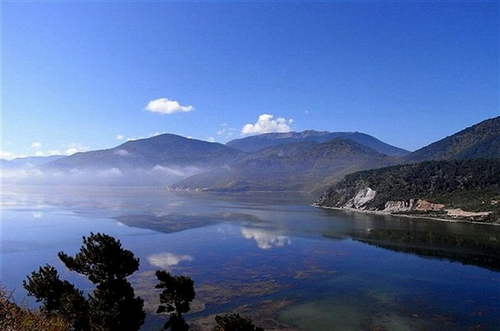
[226,130,410,156]
[175,138,396,192]
[3,116,499,190]
[46,133,244,171]
[174,117,500,192]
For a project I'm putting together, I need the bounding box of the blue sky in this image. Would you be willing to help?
[2,1,498,159]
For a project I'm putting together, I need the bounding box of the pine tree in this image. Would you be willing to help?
[24,233,145,330]
[155,270,195,331]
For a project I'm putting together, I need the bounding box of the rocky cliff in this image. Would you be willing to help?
[315,184,492,222]
[314,159,500,223]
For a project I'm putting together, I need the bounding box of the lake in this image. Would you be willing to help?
[1,186,499,330]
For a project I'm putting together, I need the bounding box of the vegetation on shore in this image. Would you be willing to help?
[1,233,264,331]
[316,158,500,223]
[0,287,68,331]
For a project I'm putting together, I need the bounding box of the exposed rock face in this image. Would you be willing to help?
[316,185,492,221]
[315,158,499,223]
[344,187,377,209]
[382,199,445,213]
[328,185,446,214]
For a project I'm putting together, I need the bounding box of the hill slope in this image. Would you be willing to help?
[404,117,500,162]
[26,134,246,185]
[315,159,500,223]
[227,130,410,156]
[173,138,395,192]
[47,134,244,171]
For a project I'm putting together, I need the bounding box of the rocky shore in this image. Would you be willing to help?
[314,186,497,224]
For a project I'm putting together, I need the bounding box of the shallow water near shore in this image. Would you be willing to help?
[1,186,499,330]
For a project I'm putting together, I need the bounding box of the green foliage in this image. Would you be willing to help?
[155,270,195,330]
[23,265,88,329]
[1,285,70,331]
[406,116,500,162]
[318,159,500,221]
[21,233,266,330]
[213,313,265,331]
[23,233,145,331]
[58,232,139,284]
[88,279,145,331]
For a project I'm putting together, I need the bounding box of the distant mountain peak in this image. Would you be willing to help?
[227,130,409,156]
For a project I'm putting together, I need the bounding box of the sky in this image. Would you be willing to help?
[2,1,499,160]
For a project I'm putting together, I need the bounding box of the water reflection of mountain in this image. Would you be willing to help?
[114,212,264,234]
[347,228,500,272]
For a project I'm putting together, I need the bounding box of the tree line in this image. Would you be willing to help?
[11,232,264,331]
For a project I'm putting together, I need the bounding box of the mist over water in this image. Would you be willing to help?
[0,165,205,186]
[1,186,499,330]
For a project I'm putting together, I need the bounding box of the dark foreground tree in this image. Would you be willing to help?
[213,313,265,331]
[155,270,196,331]
[23,265,88,329]
[88,279,145,331]
[23,233,145,331]
[58,232,140,284]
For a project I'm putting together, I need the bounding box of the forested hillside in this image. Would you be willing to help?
[315,159,500,223]
[404,116,500,162]
[173,138,395,192]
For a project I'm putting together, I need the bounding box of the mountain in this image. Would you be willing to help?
[314,159,500,223]
[0,158,12,169]
[173,138,395,192]
[226,130,410,156]
[5,155,65,168]
[21,134,245,185]
[6,117,497,188]
[46,134,244,171]
[404,116,500,162]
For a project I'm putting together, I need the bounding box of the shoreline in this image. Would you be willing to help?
[313,204,500,226]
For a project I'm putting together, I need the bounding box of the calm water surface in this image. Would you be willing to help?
[1,186,499,330]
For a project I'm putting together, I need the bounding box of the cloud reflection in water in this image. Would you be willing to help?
[147,253,194,269]
[241,227,291,250]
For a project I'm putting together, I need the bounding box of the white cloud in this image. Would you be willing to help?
[64,143,88,156]
[152,165,185,177]
[127,132,168,142]
[114,149,130,156]
[1,165,203,186]
[207,137,216,143]
[145,98,194,114]
[217,125,237,137]
[241,114,293,135]
[147,253,193,269]
[116,134,125,140]
[1,142,86,160]
[64,148,80,155]
[97,168,123,178]
[35,150,62,157]
[241,228,291,250]
[35,151,49,157]
[0,150,17,160]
